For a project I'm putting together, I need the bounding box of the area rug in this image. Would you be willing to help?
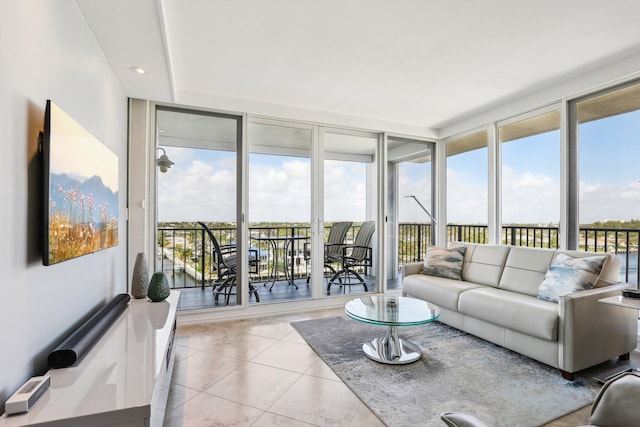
[291,316,600,427]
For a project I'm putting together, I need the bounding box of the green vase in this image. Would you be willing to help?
[148,272,170,302]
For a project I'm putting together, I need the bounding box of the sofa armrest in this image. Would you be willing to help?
[558,282,638,373]
[402,261,423,278]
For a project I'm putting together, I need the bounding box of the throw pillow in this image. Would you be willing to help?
[537,253,606,303]
[421,246,466,280]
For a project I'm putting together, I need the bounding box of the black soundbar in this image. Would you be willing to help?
[47,293,131,369]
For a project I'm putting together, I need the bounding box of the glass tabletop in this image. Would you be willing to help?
[344,295,439,327]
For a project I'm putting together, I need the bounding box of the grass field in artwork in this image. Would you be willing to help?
[45,101,119,265]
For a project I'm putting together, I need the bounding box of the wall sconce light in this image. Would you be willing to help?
[155,147,174,173]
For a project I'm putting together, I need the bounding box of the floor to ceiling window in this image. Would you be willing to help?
[446,130,488,243]
[573,81,640,283]
[321,129,379,296]
[155,106,243,309]
[150,106,390,311]
[499,109,560,248]
[248,119,313,303]
[388,137,436,289]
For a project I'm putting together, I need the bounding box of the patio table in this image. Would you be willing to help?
[252,235,309,290]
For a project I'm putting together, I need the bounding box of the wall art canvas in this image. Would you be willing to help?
[44,101,119,265]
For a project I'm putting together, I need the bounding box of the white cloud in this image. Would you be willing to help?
[397,167,432,222]
[157,150,640,226]
[446,167,488,223]
[158,154,237,222]
[579,180,640,223]
[249,159,309,222]
[501,166,559,224]
[324,161,366,221]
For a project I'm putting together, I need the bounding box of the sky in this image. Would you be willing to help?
[448,110,640,225]
[50,103,119,192]
[158,150,369,223]
[158,110,640,226]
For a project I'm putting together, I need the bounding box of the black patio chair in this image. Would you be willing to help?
[304,221,353,283]
[197,222,260,304]
[327,221,375,294]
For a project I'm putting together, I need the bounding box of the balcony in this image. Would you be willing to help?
[158,222,639,310]
[158,223,381,309]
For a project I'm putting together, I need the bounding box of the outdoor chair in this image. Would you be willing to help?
[304,221,353,283]
[327,221,375,294]
[198,222,260,304]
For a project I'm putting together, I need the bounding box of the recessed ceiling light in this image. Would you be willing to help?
[130,66,148,75]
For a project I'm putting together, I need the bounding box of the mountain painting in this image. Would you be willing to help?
[46,101,119,265]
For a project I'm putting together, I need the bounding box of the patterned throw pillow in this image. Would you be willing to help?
[421,246,466,280]
[537,253,606,303]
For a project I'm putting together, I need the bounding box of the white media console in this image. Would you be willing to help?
[0,291,180,427]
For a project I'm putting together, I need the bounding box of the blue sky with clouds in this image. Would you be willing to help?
[158,110,640,225]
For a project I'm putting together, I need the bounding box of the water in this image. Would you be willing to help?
[618,253,639,285]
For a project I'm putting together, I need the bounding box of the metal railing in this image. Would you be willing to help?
[398,223,433,264]
[157,223,361,289]
[444,224,638,284]
[157,223,640,288]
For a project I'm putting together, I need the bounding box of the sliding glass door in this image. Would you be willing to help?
[319,129,379,296]
[155,106,243,308]
[389,137,435,289]
[248,119,313,303]
[153,107,388,310]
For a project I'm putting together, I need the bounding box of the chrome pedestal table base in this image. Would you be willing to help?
[362,324,422,364]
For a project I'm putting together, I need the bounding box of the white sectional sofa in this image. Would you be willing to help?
[402,242,638,379]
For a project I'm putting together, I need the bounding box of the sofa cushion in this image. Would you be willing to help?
[558,250,620,285]
[498,246,555,296]
[421,246,466,280]
[403,274,483,311]
[458,243,510,288]
[537,253,606,303]
[458,287,559,341]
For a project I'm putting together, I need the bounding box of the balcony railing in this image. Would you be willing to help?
[157,223,640,289]
[444,224,638,284]
[157,224,361,289]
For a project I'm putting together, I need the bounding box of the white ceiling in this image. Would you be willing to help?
[76,0,640,133]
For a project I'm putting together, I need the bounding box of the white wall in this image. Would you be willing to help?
[0,1,127,412]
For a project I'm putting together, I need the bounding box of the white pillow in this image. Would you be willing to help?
[421,246,466,280]
[537,253,606,303]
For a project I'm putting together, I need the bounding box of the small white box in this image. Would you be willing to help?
[5,375,50,415]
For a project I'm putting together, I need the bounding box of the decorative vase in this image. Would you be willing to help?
[131,252,149,299]
[148,272,170,302]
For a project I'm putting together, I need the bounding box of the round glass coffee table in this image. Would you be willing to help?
[345,295,440,364]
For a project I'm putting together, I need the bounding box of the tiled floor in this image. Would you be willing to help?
[164,307,385,426]
[164,306,636,426]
